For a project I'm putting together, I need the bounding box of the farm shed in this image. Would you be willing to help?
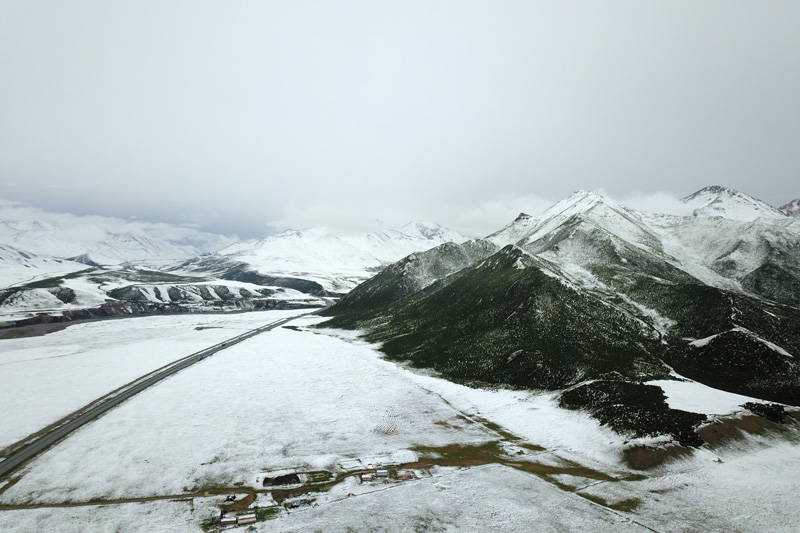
[238,512,257,524]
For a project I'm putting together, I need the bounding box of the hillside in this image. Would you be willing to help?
[322,187,800,446]
[171,222,469,295]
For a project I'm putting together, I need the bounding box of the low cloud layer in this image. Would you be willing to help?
[0,199,232,255]
[1,2,798,239]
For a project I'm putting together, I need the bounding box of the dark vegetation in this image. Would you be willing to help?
[322,236,800,445]
[559,381,706,446]
[262,473,300,487]
[741,402,788,423]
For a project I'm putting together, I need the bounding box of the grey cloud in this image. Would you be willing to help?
[1,1,797,239]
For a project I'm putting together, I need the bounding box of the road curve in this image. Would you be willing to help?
[0,310,318,481]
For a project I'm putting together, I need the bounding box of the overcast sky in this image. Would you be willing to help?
[1,1,798,239]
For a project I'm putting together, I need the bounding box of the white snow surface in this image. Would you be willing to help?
[648,378,760,416]
[682,186,788,222]
[2,317,800,532]
[0,216,226,268]
[211,222,469,292]
[0,243,88,288]
[473,188,800,303]
[0,266,321,321]
[0,310,307,449]
[0,317,495,503]
[780,197,800,217]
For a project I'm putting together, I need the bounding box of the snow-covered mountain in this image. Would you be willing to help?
[173,222,470,294]
[780,198,800,217]
[0,203,235,290]
[323,186,800,449]
[0,243,88,289]
[682,185,787,221]
[0,221,214,267]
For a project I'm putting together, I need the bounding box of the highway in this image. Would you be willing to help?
[0,311,316,481]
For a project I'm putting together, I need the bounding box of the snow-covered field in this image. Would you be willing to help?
[1,314,800,532]
[0,316,495,503]
[647,378,762,416]
[0,310,308,449]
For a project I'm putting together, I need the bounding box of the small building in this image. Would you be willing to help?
[220,514,237,526]
[396,470,415,480]
[375,469,389,478]
[238,512,257,525]
[360,473,374,482]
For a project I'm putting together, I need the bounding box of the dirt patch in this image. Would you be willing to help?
[214,489,255,511]
[0,477,21,496]
[504,460,614,481]
[0,323,70,340]
[0,330,30,339]
[411,442,614,483]
[696,414,782,446]
[622,444,693,470]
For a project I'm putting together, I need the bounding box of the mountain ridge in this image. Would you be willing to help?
[321,186,800,447]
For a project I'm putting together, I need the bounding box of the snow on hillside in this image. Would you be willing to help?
[780,198,800,217]
[476,188,800,298]
[521,190,665,254]
[0,202,232,280]
[0,221,207,266]
[205,222,470,292]
[485,212,539,247]
[0,243,88,288]
[682,185,787,222]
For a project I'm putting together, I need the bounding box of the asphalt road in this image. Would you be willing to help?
[0,311,316,481]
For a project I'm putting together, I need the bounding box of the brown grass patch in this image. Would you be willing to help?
[622,444,693,470]
[0,330,28,340]
[697,414,780,447]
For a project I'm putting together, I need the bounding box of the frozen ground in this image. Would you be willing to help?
[0,465,645,533]
[0,500,194,533]
[0,309,307,449]
[647,378,760,416]
[0,316,495,503]
[1,315,800,532]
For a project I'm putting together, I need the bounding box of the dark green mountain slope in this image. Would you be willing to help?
[321,190,800,446]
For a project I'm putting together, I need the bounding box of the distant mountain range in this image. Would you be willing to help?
[0,207,468,321]
[321,186,800,447]
[170,221,469,295]
[3,186,800,446]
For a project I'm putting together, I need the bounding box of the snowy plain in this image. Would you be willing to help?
[1,314,799,532]
[0,309,308,449]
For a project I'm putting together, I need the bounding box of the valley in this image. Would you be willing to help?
[1,314,798,532]
[1,186,800,531]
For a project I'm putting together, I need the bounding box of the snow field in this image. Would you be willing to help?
[0,499,195,533]
[247,464,645,533]
[647,378,761,416]
[0,310,308,449]
[0,465,646,533]
[3,316,800,532]
[576,437,800,533]
[0,316,495,504]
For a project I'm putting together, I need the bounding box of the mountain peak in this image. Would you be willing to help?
[543,189,620,218]
[682,186,785,222]
[393,221,469,244]
[684,185,735,199]
[779,198,800,218]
